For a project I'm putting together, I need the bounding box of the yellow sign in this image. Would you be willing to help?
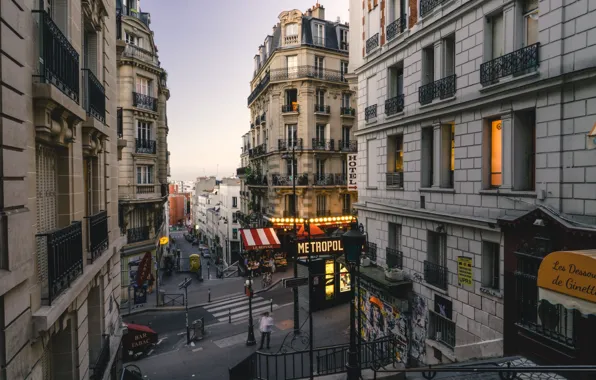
[189,254,201,273]
[297,239,343,256]
[159,237,169,245]
[537,250,596,303]
[457,256,473,286]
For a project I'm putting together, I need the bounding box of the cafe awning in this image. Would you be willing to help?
[123,323,158,352]
[241,228,281,250]
[537,250,596,316]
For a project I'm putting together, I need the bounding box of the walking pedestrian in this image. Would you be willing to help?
[269,257,276,274]
[147,272,155,294]
[258,312,274,350]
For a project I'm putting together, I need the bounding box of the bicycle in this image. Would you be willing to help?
[262,272,272,288]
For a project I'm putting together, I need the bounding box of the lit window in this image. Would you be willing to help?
[450,124,455,171]
[490,120,503,187]
[523,0,539,46]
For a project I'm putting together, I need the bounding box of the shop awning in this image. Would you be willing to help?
[123,323,158,352]
[241,228,281,250]
[537,250,596,316]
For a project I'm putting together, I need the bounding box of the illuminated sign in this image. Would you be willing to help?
[347,154,357,191]
[537,250,596,303]
[297,239,343,255]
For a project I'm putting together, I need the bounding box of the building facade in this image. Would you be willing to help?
[350,0,596,368]
[238,4,357,230]
[0,0,124,378]
[192,176,217,231]
[217,179,242,264]
[116,0,170,303]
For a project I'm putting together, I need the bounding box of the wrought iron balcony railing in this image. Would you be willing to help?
[90,335,110,380]
[271,174,309,186]
[385,94,404,116]
[480,43,540,86]
[313,36,325,47]
[271,65,348,83]
[338,140,357,152]
[135,139,157,154]
[255,116,261,125]
[315,104,330,114]
[312,138,335,151]
[154,211,164,234]
[342,208,356,216]
[282,104,300,113]
[133,92,158,111]
[278,138,303,150]
[161,183,169,198]
[249,144,267,158]
[424,260,448,289]
[366,33,380,54]
[386,248,403,269]
[236,167,247,176]
[314,174,335,186]
[127,226,150,244]
[118,5,150,26]
[340,107,356,117]
[365,104,377,121]
[429,311,456,348]
[283,210,297,218]
[386,18,407,41]
[34,11,80,103]
[261,112,266,123]
[136,185,155,194]
[366,242,378,261]
[316,209,331,217]
[246,175,268,186]
[420,0,449,17]
[117,108,123,138]
[419,75,456,105]
[87,211,108,263]
[82,69,106,123]
[121,44,159,65]
[340,41,349,51]
[37,221,84,305]
[386,172,404,188]
[247,71,270,106]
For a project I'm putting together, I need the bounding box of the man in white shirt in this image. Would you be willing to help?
[258,312,274,350]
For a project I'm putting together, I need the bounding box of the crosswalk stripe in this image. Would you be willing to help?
[203,294,250,310]
[222,304,278,322]
[211,299,271,317]
[204,296,265,313]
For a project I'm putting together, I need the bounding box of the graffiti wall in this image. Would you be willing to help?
[357,280,409,364]
[410,294,428,365]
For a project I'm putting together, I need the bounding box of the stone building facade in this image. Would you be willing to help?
[0,0,124,379]
[349,0,596,366]
[116,0,170,303]
[238,5,358,228]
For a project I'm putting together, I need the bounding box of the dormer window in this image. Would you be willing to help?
[285,23,299,45]
[313,23,325,46]
[339,29,349,50]
[125,32,143,48]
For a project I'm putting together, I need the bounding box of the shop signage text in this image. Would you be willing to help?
[297,239,343,255]
[130,332,151,348]
[347,154,357,191]
[537,251,596,303]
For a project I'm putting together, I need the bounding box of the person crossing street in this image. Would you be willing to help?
[258,311,274,350]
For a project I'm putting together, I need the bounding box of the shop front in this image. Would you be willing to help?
[499,207,596,379]
[239,228,287,276]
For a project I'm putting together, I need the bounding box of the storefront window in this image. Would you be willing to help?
[325,260,335,300]
[339,263,350,292]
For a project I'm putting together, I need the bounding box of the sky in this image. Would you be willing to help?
[141,0,350,181]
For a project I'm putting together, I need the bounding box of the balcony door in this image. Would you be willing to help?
[287,55,298,79]
[287,124,297,147]
[342,126,350,145]
[136,76,151,96]
[316,124,325,142]
[316,159,325,181]
[286,158,297,177]
[137,120,151,141]
[314,56,324,78]
[316,195,327,214]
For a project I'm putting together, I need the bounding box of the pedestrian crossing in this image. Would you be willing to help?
[203,294,278,323]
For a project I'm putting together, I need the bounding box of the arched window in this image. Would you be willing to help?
[285,23,298,36]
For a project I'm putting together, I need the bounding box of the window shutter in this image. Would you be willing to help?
[36,144,58,290]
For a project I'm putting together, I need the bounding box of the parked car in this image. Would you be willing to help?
[201,249,211,259]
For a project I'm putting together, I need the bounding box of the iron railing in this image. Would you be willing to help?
[37,221,84,305]
[117,108,123,138]
[154,210,164,234]
[365,104,377,121]
[340,107,356,116]
[118,4,150,27]
[424,260,448,289]
[136,185,154,194]
[278,138,303,151]
[261,112,266,123]
[316,210,331,217]
[236,167,248,176]
[386,18,406,41]
[315,104,330,114]
[312,138,335,150]
[282,104,300,113]
[313,36,325,47]
[386,172,404,188]
[314,174,334,186]
[366,242,377,261]
[270,65,348,83]
[420,0,449,17]
[419,74,456,105]
[35,11,80,103]
[385,94,404,116]
[246,175,268,186]
[161,183,169,198]
[91,335,110,380]
[340,41,349,51]
[82,69,106,123]
[87,211,108,263]
[480,43,540,86]
[249,144,267,158]
[256,116,261,125]
[271,174,309,186]
[429,311,456,348]
[386,248,403,269]
[338,140,357,152]
[132,92,158,111]
[127,226,150,244]
[135,139,157,154]
[366,33,379,54]
[248,71,271,106]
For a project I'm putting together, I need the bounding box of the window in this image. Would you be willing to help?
[342,193,351,212]
[367,75,377,107]
[482,241,500,290]
[421,46,435,86]
[340,61,349,80]
[48,0,68,36]
[287,56,298,78]
[316,124,326,142]
[316,89,325,106]
[443,35,456,77]
[342,126,351,143]
[388,64,404,97]
[232,197,238,208]
[425,231,447,289]
[490,12,505,59]
[387,135,404,188]
[286,158,297,176]
[314,56,324,78]
[137,165,154,184]
[136,77,151,96]
[342,93,351,108]
[285,194,297,214]
[316,159,325,178]
[388,223,401,249]
[137,120,151,141]
[286,23,298,36]
[420,128,434,188]
[83,29,99,74]
[316,195,327,212]
[314,23,325,46]
[287,124,297,146]
[440,124,455,189]
[125,32,142,47]
[232,213,238,223]
[367,139,380,187]
[340,29,349,50]
[285,89,298,107]
[489,119,503,188]
[513,111,536,191]
[523,0,539,46]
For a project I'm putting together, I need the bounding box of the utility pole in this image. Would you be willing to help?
[245,275,256,346]
[291,142,299,333]
[178,277,192,344]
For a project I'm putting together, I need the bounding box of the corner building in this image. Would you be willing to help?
[350,0,596,369]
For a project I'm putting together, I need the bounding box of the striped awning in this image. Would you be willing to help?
[240,228,281,250]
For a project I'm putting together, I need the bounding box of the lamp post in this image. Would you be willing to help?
[283,142,299,333]
[342,222,365,380]
[245,275,256,346]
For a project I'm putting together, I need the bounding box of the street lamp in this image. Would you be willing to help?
[342,222,366,380]
[245,276,256,346]
[282,141,299,333]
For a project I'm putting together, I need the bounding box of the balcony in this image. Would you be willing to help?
[278,138,303,151]
[419,75,456,105]
[121,44,159,66]
[340,107,356,117]
[90,335,110,380]
[342,208,356,216]
[340,41,349,51]
[36,222,84,305]
[118,4,150,27]
[272,174,309,186]
[248,71,271,106]
[424,260,448,290]
[255,115,261,125]
[270,66,348,83]
[261,112,266,124]
[87,211,108,263]
[282,104,300,113]
[385,94,404,116]
[338,140,357,152]
[316,210,331,217]
[135,139,157,154]
[117,108,123,138]
[246,175,268,186]
[365,104,377,122]
[127,226,150,244]
[285,34,299,45]
[237,167,248,176]
[249,143,267,158]
[35,11,80,103]
[283,210,297,218]
[429,312,456,348]
[136,185,155,194]
[366,33,379,55]
[420,0,449,17]
[480,43,540,86]
[386,18,406,41]
[312,138,335,151]
[386,248,403,269]
[154,211,164,234]
[133,92,158,112]
[314,104,330,114]
[314,174,346,186]
[386,172,404,188]
[366,242,377,261]
[161,183,169,198]
[313,36,325,47]
[82,69,106,123]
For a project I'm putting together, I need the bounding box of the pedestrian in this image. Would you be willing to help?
[147,272,155,294]
[269,257,276,274]
[258,312,274,350]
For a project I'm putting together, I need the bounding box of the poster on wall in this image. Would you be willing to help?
[347,153,357,191]
[134,287,147,305]
[457,256,473,286]
[325,260,335,300]
[339,263,351,292]
[434,295,453,319]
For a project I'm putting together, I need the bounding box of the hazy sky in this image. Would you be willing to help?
[142,0,350,181]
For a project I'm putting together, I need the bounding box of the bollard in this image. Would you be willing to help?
[270,299,273,312]
[208,288,211,302]
[229,308,231,323]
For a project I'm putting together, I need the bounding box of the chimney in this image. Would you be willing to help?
[312,2,325,19]
[305,8,312,17]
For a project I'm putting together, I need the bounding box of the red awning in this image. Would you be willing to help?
[126,323,157,334]
[123,323,158,353]
[241,228,281,250]
[297,224,325,237]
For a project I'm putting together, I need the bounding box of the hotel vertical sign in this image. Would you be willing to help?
[347,154,357,191]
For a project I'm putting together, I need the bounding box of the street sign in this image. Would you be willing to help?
[283,277,308,288]
[160,237,169,245]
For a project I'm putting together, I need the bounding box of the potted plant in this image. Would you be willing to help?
[385,267,404,282]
